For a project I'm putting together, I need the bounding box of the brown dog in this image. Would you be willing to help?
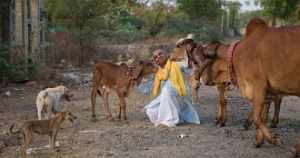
[10,111,77,158]
[295,140,300,158]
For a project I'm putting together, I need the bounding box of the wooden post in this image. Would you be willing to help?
[9,0,14,43]
[31,0,40,63]
[14,0,23,46]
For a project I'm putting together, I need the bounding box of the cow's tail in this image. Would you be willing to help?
[9,124,20,134]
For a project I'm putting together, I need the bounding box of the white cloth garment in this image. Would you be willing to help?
[139,61,200,127]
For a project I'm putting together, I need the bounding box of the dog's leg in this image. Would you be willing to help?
[50,130,59,151]
[37,105,43,120]
[44,103,53,119]
[21,134,27,158]
[21,131,32,158]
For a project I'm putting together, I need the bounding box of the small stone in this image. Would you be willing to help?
[5,91,11,97]
[178,134,188,138]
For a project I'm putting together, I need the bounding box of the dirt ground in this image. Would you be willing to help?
[1,74,300,158]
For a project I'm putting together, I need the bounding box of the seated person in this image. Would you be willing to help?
[139,49,200,127]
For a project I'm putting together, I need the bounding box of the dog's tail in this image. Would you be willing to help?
[9,124,20,134]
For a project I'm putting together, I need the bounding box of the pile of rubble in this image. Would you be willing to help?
[61,71,92,89]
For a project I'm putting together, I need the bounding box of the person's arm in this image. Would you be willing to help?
[136,75,154,95]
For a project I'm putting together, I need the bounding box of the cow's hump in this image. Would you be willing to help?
[245,17,268,37]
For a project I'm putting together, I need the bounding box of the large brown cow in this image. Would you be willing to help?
[203,41,283,129]
[197,17,300,147]
[91,60,157,120]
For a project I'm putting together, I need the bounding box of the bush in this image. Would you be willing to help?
[0,44,40,83]
[159,19,224,42]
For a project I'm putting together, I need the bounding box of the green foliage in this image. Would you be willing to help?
[159,19,223,42]
[0,44,39,82]
[0,44,11,79]
[258,0,300,22]
[239,10,263,28]
[177,0,221,20]
[44,0,228,44]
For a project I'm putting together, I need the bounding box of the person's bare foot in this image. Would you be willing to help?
[158,124,169,128]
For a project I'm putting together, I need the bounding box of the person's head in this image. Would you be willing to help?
[176,34,195,48]
[152,49,167,67]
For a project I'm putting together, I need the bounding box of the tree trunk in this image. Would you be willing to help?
[30,0,40,63]
[1,2,10,43]
[14,0,23,46]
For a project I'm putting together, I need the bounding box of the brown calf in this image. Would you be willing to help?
[91,60,157,120]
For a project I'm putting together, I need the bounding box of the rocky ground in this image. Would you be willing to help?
[0,69,299,158]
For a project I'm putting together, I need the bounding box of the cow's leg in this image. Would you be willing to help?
[117,91,127,120]
[216,83,227,127]
[252,89,280,147]
[188,68,199,104]
[252,90,265,147]
[294,140,300,158]
[244,110,253,130]
[189,72,200,104]
[103,91,113,120]
[121,97,127,120]
[261,100,271,124]
[91,85,98,119]
[118,101,122,120]
[270,96,282,128]
[191,81,199,104]
[244,99,271,130]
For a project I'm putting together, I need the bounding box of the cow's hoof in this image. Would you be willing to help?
[243,120,252,130]
[91,116,97,122]
[270,123,278,128]
[215,119,220,125]
[106,116,114,121]
[220,122,226,127]
[54,148,61,152]
[254,140,264,148]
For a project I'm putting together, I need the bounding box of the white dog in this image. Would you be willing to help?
[36,85,72,120]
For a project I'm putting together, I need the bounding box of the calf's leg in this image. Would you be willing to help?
[216,83,227,127]
[117,91,127,120]
[90,86,98,119]
[103,91,113,120]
